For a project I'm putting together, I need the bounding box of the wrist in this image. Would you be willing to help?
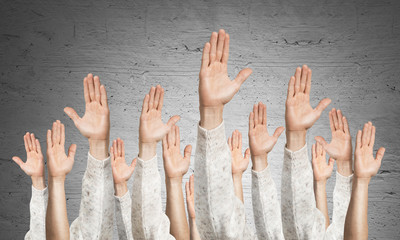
[89,139,109,160]
[138,141,157,161]
[114,182,128,197]
[353,176,371,186]
[251,154,268,172]
[314,179,327,185]
[336,160,353,177]
[165,176,183,186]
[199,105,223,130]
[286,130,306,151]
[232,172,243,181]
[31,176,46,190]
[48,176,66,184]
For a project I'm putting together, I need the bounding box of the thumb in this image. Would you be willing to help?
[64,107,81,124]
[67,144,77,161]
[315,136,328,148]
[129,158,138,175]
[314,98,331,116]
[244,148,250,161]
[166,115,180,129]
[12,156,24,168]
[233,68,252,89]
[184,145,192,161]
[375,147,385,163]
[273,126,285,138]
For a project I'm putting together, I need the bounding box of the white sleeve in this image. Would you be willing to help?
[24,186,48,240]
[115,191,134,240]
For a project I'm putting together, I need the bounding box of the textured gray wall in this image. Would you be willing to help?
[1,0,399,239]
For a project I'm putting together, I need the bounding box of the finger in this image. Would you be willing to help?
[328,111,335,134]
[112,140,117,158]
[375,147,385,163]
[314,98,332,116]
[332,108,339,130]
[314,136,328,148]
[201,42,211,69]
[316,141,321,155]
[235,130,240,149]
[93,75,101,102]
[169,125,175,147]
[294,67,301,94]
[174,125,180,147]
[154,85,161,109]
[30,133,37,152]
[233,68,252,90]
[300,65,308,93]
[167,115,180,131]
[253,104,258,125]
[356,130,362,149]
[12,156,24,168]
[273,126,285,138]
[110,146,115,161]
[363,122,371,146]
[228,137,232,151]
[263,104,267,126]
[121,139,125,158]
[87,74,95,102]
[305,68,312,95]
[184,145,192,161]
[370,125,376,147]
[343,116,350,135]
[100,85,108,106]
[312,144,316,160]
[328,158,335,169]
[52,122,57,145]
[244,148,250,161]
[337,109,344,131]
[221,33,230,64]
[249,112,254,129]
[117,138,122,157]
[67,144,77,161]
[216,29,225,62]
[287,76,295,99]
[157,88,165,111]
[209,31,218,63]
[64,107,81,124]
[83,77,90,104]
[35,139,42,155]
[47,129,52,148]
[141,94,149,114]
[24,133,30,152]
[258,102,263,125]
[60,123,65,146]
[365,122,372,145]
[162,135,168,150]
[232,130,238,148]
[26,132,33,151]
[56,120,61,144]
[238,131,242,150]
[149,86,156,110]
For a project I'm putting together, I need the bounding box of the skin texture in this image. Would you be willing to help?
[46,120,76,240]
[228,130,250,203]
[162,124,191,240]
[185,175,201,240]
[12,132,46,190]
[344,122,385,240]
[64,73,110,160]
[248,102,284,172]
[110,138,137,197]
[285,65,331,151]
[315,108,353,176]
[139,85,180,161]
[199,29,252,130]
[312,141,334,229]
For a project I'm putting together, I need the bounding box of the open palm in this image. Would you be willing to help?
[162,124,191,179]
[12,132,44,178]
[312,142,334,181]
[111,138,136,184]
[228,130,250,175]
[199,29,252,108]
[185,174,196,219]
[249,102,284,157]
[285,66,331,131]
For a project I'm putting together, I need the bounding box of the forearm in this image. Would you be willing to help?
[336,160,353,177]
[46,177,69,240]
[314,180,329,229]
[344,177,370,240]
[166,177,190,240]
[232,173,244,203]
[199,106,223,130]
[89,139,109,160]
[139,141,157,161]
[114,182,128,197]
[31,176,46,190]
[286,130,306,152]
[189,218,201,240]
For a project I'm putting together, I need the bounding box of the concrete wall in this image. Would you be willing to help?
[1,0,399,238]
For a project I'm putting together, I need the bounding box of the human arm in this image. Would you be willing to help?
[185,175,201,240]
[344,122,385,240]
[46,120,76,240]
[163,124,191,240]
[229,130,250,203]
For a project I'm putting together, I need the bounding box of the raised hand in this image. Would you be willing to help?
[111,138,137,196]
[162,124,191,179]
[12,132,45,189]
[312,142,334,182]
[354,122,385,180]
[248,102,284,171]
[139,85,180,160]
[285,66,331,131]
[185,174,195,220]
[64,73,109,159]
[228,130,250,176]
[315,108,353,176]
[46,120,76,179]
